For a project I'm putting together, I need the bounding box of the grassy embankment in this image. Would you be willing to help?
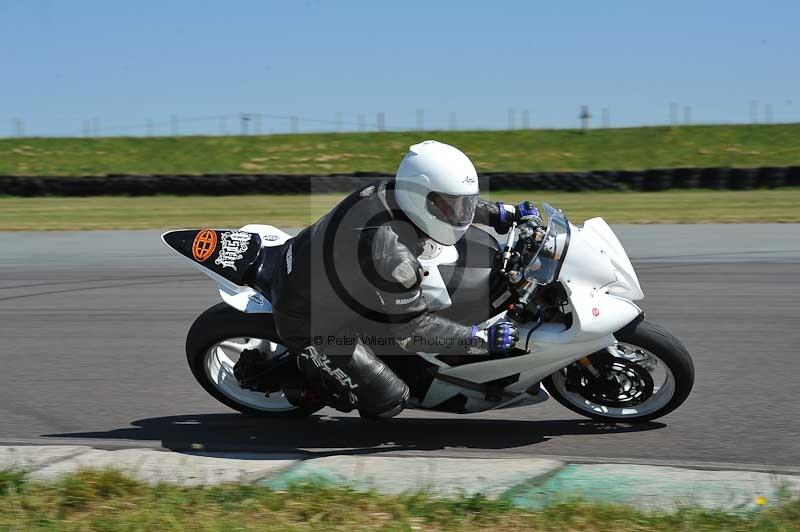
[2,124,800,176]
[0,469,798,531]
[0,189,798,230]
[2,124,799,230]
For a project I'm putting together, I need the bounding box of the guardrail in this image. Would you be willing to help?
[1,166,797,196]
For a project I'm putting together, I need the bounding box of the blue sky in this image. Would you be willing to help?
[2,1,798,136]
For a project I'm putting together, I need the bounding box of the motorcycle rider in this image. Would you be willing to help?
[266,140,539,418]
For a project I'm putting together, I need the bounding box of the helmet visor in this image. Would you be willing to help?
[425,192,479,227]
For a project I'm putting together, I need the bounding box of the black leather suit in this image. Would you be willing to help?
[267,180,514,352]
[261,180,516,415]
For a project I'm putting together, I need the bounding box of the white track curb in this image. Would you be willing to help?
[2,445,798,511]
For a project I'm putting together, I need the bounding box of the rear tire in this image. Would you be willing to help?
[544,319,694,423]
[186,303,323,418]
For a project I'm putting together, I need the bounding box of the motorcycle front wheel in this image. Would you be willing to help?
[543,319,694,423]
[185,303,323,418]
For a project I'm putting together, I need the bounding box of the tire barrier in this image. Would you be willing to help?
[0,167,796,197]
[698,167,730,190]
[757,167,786,189]
[785,166,800,188]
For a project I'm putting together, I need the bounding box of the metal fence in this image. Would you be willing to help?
[4,101,794,138]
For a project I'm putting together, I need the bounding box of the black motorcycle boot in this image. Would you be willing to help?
[297,343,409,418]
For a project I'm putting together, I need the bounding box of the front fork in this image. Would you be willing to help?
[576,312,645,379]
[576,356,602,378]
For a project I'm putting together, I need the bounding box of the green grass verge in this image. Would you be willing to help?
[0,469,797,531]
[1,189,798,231]
[2,124,800,176]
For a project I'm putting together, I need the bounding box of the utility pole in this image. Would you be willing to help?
[254,114,262,135]
[683,106,692,125]
[357,114,366,132]
[92,117,100,137]
[219,116,227,135]
[376,112,385,132]
[579,106,591,133]
[240,113,250,135]
[335,112,343,132]
[290,115,299,133]
[14,118,24,137]
[146,119,155,136]
[749,100,759,124]
[669,102,678,125]
[764,103,773,124]
[415,109,424,131]
[601,107,610,128]
[82,120,91,137]
[448,112,457,131]
[521,109,530,129]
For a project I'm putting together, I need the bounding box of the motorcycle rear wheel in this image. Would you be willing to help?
[543,319,694,423]
[186,303,323,418]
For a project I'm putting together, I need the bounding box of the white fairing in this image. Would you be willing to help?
[580,218,643,300]
[426,217,644,409]
[217,284,274,313]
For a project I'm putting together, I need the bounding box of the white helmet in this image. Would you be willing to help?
[394,140,479,245]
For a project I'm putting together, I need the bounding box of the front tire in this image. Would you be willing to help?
[544,319,694,423]
[186,303,323,418]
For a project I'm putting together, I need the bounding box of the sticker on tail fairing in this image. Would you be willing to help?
[162,228,261,287]
[215,231,251,271]
[192,229,217,262]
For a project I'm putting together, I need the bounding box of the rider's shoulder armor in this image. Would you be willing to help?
[361,224,423,293]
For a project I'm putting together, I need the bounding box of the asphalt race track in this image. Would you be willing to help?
[1,225,799,465]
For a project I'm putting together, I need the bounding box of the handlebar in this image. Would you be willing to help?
[499,214,550,305]
[499,222,518,273]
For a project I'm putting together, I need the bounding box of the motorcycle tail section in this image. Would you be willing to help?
[162,225,291,313]
[162,229,262,287]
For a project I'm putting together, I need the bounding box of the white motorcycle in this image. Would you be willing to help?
[163,203,694,422]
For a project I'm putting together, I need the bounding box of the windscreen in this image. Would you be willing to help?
[523,203,570,285]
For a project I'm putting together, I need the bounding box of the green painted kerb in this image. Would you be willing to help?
[263,461,800,513]
[507,464,797,512]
